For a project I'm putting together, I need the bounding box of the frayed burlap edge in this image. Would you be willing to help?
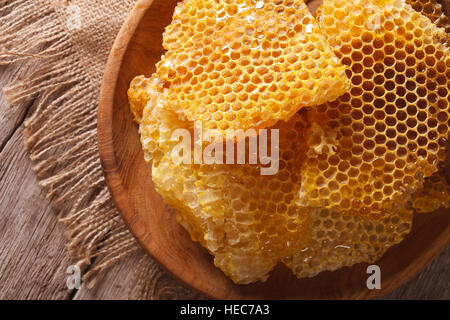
[0,0,201,299]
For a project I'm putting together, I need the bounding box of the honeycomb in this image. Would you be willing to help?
[283,207,414,278]
[406,0,450,33]
[297,0,450,218]
[129,75,314,284]
[156,0,349,133]
[129,75,225,251]
[209,119,314,283]
[127,0,449,284]
[129,75,416,282]
[411,168,450,212]
[404,0,450,212]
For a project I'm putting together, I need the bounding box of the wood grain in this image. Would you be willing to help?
[0,59,76,299]
[0,64,33,151]
[0,127,74,299]
[97,0,450,299]
[73,251,143,300]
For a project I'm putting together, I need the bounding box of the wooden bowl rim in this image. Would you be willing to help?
[97,0,450,299]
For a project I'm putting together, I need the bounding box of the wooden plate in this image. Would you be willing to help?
[97,0,450,299]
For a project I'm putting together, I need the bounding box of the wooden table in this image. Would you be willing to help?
[0,37,449,302]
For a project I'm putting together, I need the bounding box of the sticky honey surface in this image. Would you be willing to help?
[156,0,349,133]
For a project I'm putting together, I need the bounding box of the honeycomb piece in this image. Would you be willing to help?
[411,168,450,212]
[152,155,227,252]
[406,0,450,33]
[298,0,450,218]
[283,207,414,278]
[156,0,349,133]
[129,74,313,284]
[396,0,450,212]
[129,76,225,250]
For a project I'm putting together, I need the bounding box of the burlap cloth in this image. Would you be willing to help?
[0,0,203,299]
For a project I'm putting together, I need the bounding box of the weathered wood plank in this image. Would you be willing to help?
[0,126,74,299]
[73,250,207,300]
[73,251,142,300]
[0,64,35,151]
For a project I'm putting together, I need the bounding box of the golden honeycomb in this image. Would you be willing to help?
[129,75,417,282]
[127,0,449,284]
[297,0,450,218]
[283,207,414,278]
[129,75,225,251]
[129,75,315,284]
[411,168,450,212]
[156,0,349,133]
[406,0,450,33]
